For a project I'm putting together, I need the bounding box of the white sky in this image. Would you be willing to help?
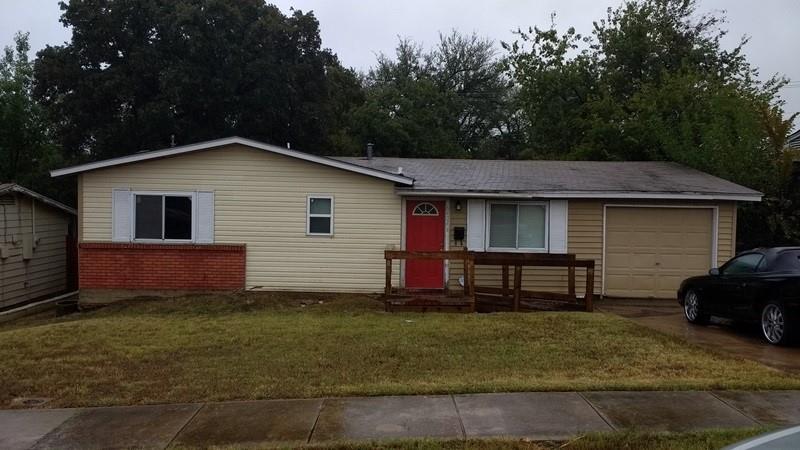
[2,0,798,124]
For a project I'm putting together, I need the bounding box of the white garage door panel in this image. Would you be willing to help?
[605,207,714,298]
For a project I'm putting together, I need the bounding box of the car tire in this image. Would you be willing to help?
[761,302,795,346]
[683,289,709,325]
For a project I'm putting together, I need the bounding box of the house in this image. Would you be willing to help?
[0,183,77,309]
[50,137,761,302]
[788,129,800,150]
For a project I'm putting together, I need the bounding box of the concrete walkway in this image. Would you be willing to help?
[3,390,800,449]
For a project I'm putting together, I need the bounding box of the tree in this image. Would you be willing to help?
[503,22,599,158]
[428,31,515,156]
[33,0,358,161]
[740,106,800,248]
[0,32,62,194]
[323,65,366,155]
[351,32,515,158]
[349,39,460,158]
[506,0,795,248]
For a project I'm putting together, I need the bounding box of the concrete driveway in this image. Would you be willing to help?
[598,299,800,373]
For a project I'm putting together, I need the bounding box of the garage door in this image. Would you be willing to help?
[605,207,713,298]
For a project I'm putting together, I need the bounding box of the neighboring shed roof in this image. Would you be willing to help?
[788,130,800,149]
[0,183,77,215]
[49,137,414,185]
[336,157,762,201]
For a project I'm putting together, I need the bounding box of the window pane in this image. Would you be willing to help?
[165,196,192,240]
[518,205,546,248]
[489,204,517,248]
[135,195,163,239]
[723,253,763,275]
[309,216,331,234]
[773,251,800,271]
[310,197,331,215]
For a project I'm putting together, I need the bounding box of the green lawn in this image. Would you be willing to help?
[2,292,799,408]
[274,428,770,450]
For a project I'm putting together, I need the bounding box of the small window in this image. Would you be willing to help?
[307,196,333,235]
[722,253,764,275]
[412,202,439,216]
[488,202,547,251]
[134,194,193,241]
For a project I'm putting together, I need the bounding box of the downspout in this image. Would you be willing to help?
[32,198,36,248]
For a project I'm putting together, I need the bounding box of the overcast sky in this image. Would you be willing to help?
[2,0,799,124]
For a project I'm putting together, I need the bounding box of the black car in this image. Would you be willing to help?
[677,247,800,345]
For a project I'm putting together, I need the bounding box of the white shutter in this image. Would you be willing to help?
[112,189,131,242]
[548,200,568,253]
[196,191,215,243]
[466,199,486,251]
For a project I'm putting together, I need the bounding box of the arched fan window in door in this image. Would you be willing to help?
[412,202,439,216]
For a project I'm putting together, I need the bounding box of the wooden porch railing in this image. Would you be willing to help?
[384,250,475,312]
[383,250,595,312]
[471,252,595,312]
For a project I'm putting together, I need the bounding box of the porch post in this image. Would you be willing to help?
[502,265,509,298]
[585,261,595,312]
[468,256,476,312]
[568,264,576,296]
[385,257,393,296]
[513,265,522,312]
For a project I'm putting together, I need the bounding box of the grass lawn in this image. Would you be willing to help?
[2,292,799,408]
[277,428,771,450]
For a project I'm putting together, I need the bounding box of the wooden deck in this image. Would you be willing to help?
[383,250,595,313]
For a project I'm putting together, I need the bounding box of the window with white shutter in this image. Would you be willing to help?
[111,190,214,243]
[548,200,568,253]
[112,189,132,242]
[195,191,215,243]
[466,199,485,250]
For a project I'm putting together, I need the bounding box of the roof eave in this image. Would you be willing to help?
[0,184,77,215]
[50,136,415,186]
[395,189,762,202]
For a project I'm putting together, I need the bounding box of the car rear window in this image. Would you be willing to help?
[772,251,800,271]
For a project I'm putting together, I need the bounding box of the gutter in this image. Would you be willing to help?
[394,189,763,202]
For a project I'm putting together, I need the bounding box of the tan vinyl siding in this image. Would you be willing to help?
[447,199,737,299]
[79,144,402,292]
[718,202,736,266]
[568,200,604,295]
[446,200,466,289]
[0,196,71,308]
[446,199,600,295]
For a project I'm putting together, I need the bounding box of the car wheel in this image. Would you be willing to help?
[684,289,709,325]
[761,302,794,346]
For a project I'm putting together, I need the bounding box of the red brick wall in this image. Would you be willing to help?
[79,243,246,290]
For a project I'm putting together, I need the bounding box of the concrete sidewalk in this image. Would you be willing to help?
[3,390,800,449]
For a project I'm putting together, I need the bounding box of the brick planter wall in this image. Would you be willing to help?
[79,243,246,290]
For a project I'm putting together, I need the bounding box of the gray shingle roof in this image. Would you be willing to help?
[335,158,761,200]
[788,130,800,149]
[0,183,77,215]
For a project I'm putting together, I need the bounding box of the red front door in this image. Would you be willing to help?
[405,200,446,289]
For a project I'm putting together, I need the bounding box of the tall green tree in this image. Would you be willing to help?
[350,39,460,158]
[34,0,359,161]
[0,32,62,194]
[351,32,515,158]
[503,23,598,158]
[506,0,795,248]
